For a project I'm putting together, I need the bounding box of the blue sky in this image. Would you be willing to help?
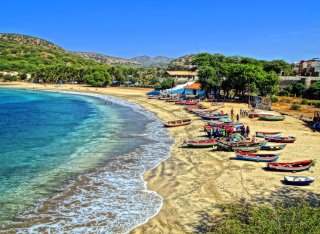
[1,0,320,62]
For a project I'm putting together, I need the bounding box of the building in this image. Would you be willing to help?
[295,58,320,77]
[165,71,198,80]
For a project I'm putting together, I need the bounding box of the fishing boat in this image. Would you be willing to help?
[265,136,296,143]
[200,114,229,120]
[147,95,159,99]
[159,97,171,100]
[256,131,281,138]
[283,176,315,186]
[183,138,218,148]
[166,98,180,102]
[260,143,287,151]
[175,100,199,105]
[248,110,275,118]
[216,140,261,152]
[235,152,280,162]
[163,119,192,127]
[266,159,315,172]
[259,115,285,121]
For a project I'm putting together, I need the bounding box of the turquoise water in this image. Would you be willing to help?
[0,89,141,224]
[0,89,173,233]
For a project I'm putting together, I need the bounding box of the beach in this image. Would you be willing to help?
[1,82,320,233]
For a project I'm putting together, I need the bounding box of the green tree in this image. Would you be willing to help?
[198,65,221,96]
[292,82,306,97]
[304,81,320,100]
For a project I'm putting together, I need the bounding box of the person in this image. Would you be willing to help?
[241,126,246,136]
[246,126,250,136]
[221,110,224,115]
[231,113,235,122]
[236,114,240,122]
[240,109,243,116]
[231,108,234,115]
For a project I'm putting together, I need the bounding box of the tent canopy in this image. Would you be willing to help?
[184,83,202,90]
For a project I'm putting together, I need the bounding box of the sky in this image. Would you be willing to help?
[1,0,320,62]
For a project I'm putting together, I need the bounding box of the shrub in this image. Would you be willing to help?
[207,200,320,234]
[278,89,290,97]
[301,99,308,105]
[270,96,278,103]
[290,103,301,110]
[154,83,161,90]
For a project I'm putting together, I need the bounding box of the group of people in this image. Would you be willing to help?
[209,125,250,138]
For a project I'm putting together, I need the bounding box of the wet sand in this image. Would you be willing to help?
[1,82,320,233]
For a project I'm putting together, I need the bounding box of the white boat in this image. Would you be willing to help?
[284,176,315,186]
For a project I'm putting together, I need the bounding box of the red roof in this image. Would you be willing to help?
[185,83,202,90]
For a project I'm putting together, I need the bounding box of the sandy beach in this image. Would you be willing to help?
[1,82,320,233]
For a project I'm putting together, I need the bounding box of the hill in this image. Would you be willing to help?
[0,34,103,73]
[70,52,139,66]
[131,55,174,66]
[0,33,64,51]
[168,54,196,69]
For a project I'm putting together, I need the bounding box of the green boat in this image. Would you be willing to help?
[259,115,285,121]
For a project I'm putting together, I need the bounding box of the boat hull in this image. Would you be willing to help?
[284,176,315,186]
[256,131,281,138]
[267,160,313,172]
[260,143,287,151]
[163,119,192,127]
[259,116,285,121]
[235,152,280,162]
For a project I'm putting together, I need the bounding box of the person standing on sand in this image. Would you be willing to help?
[246,126,250,136]
[231,113,235,122]
[236,114,239,122]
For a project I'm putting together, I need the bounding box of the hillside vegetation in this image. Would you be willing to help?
[70,51,139,66]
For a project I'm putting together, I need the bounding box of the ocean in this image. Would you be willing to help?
[0,89,173,233]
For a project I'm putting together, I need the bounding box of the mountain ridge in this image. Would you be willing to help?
[131,55,174,66]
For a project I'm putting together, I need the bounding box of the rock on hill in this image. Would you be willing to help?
[0,33,64,51]
[70,52,139,66]
[131,55,174,66]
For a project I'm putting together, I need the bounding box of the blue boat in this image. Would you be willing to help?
[284,176,315,186]
[235,151,280,162]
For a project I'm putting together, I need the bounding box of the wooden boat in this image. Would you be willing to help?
[256,131,281,138]
[259,115,285,121]
[163,119,191,127]
[200,114,229,120]
[248,110,275,118]
[184,138,218,148]
[235,152,280,162]
[147,95,159,99]
[266,160,314,172]
[159,97,171,100]
[185,105,206,112]
[216,140,261,152]
[166,99,180,102]
[265,136,296,143]
[284,176,315,186]
[260,143,287,151]
[175,100,199,105]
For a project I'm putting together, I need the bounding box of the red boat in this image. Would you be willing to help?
[267,160,315,172]
[265,136,296,143]
[184,138,218,148]
[175,100,199,105]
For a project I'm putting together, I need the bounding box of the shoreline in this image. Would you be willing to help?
[1,82,320,233]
